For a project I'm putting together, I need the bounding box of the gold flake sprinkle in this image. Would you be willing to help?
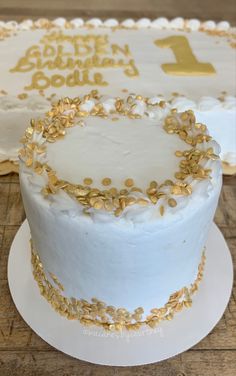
[168,198,177,207]
[17,93,28,100]
[124,178,134,187]
[136,198,149,206]
[150,181,158,188]
[159,205,165,216]
[102,177,112,186]
[83,177,93,185]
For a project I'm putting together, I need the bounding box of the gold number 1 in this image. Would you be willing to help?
[155,36,216,76]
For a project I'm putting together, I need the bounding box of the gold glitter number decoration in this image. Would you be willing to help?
[154,36,216,76]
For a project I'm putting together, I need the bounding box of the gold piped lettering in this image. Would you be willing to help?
[124,59,139,77]
[155,36,216,76]
[24,70,108,90]
[11,32,139,89]
[111,44,131,57]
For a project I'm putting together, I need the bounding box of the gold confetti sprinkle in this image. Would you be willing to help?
[17,93,28,100]
[168,198,177,207]
[136,198,149,206]
[102,177,112,186]
[159,205,165,216]
[83,177,93,185]
[175,151,183,157]
[124,178,134,187]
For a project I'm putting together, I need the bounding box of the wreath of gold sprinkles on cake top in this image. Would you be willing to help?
[31,240,206,331]
[19,90,220,217]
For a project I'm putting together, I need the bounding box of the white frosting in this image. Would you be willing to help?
[19,105,222,317]
[151,17,169,29]
[121,19,136,28]
[169,17,185,29]
[216,21,230,31]
[197,97,222,111]
[103,19,119,28]
[19,19,33,30]
[202,20,216,30]
[86,18,103,27]
[0,111,43,161]
[0,17,233,31]
[70,18,84,28]
[46,116,186,189]
[52,18,67,28]
[136,18,152,28]
[186,19,201,31]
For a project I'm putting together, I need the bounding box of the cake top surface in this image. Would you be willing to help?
[19,92,221,220]
[47,114,187,191]
[0,17,235,109]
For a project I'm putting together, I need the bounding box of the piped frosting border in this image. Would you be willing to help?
[0,16,235,32]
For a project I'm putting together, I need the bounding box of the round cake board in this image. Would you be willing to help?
[8,220,233,366]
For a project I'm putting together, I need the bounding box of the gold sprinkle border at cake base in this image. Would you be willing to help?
[19,91,220,217]
[31,241,206,331]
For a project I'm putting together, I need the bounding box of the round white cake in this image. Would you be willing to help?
[19,92,222,330]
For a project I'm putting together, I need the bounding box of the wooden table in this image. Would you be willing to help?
[0,1,236,374]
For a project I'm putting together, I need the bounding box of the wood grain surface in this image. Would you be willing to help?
[0,0,236,374]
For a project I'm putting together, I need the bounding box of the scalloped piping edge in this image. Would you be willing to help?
[0,17,235,32]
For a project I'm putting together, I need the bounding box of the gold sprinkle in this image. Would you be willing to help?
[17,93,28,100]
[90,198,104,210]
[102,177,112,186]
[159,100,166,108]
[147,187,157,195]
[168,198,177,207]
[124,178,134,187]
[136,198,149,206]
[104,200,113,211]
[175,151,183,157]
[150,195,158,204]
[83,177,93,185]
[180,112,189,121]
[109,187,118,196]
[114,208,122,217]
[131,187,143,193]
[159,205,165,216]
[150,181,158,188]
[126,197,136,206]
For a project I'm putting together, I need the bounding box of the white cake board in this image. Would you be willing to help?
[8,220,233,366]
